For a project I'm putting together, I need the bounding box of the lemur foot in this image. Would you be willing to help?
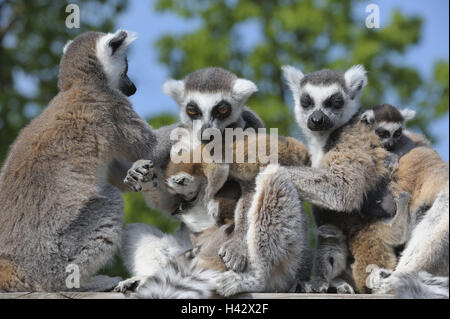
[333,281,355,294]
[366,265,393,294]
[114,276,146,293]
[216,271,245,297]
[304,280,329,293]
[219,238,247,272]
[124,160,154,192]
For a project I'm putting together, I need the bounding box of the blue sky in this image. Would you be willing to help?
[117,0,449,161]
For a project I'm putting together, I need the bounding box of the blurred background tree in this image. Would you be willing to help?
[0,0,448,278]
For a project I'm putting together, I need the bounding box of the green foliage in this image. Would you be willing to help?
[0,0,127,163]
[154,0,448,142]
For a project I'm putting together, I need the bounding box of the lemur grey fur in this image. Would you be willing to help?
[280,64,405,293]
[0,30,154,292]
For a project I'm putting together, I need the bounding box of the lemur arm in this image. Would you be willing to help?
[124,123,183,213]
[286,165,368,213]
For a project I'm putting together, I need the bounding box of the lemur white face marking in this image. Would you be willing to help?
[374,121,403,149]
[163,67,257,141]
[282,65,368,166]
[95,29,137,96]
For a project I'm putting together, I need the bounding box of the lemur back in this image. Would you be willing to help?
[0,30,154,292]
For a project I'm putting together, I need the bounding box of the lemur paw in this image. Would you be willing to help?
[124,159,154,192]
[304,280,329,293]
[219,238,247,273]
[365,265,393,294]
[113,276,145,293]
[334,282,355,294]
[384,152,399,171]
[207,200,220,220]
[216,271,244,297]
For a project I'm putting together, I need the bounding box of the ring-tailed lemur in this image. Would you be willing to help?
[115,132,312,297]
[360,104,449,298]
[0,30,155,292]
[115,68,266,294]
[280,64,406,294]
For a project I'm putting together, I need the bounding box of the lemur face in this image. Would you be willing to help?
[374,122,403,150]
[361,104,416,151]
[282,65,368,135]
[163,67,257,142]
[95,30,137,96]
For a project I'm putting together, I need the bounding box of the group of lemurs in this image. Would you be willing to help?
[0,30,448,299]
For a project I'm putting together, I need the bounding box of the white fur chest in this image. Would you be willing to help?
[308,134,328,168]
[177,201,216,233]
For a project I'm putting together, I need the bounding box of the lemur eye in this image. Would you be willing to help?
[212,100,231,119]
[393,128,402,138]
[186,102,201,118]
[323,93,344,109]
[376,129,390,139]
[300,94,314,109]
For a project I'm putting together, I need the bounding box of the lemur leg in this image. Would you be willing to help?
[115,223,192,292]
[218,187,254,272]
[395,187,449,276]
[217,165,307,296]
[62,185,124,292]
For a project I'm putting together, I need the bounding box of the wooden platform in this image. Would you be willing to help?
[0,292,395,299]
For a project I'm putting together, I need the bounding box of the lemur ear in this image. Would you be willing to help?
[400,108,416,122]
[281,65,304,93]
[232,79,258,103]
[344,65,368,100]
[63,40,73,54]
[360,110,375,125]
[163,79,185,104]
[317,225,344,239]
[108,30,137,55]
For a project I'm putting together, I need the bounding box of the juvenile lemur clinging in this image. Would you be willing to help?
[0,30,154,292]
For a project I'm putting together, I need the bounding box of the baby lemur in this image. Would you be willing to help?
[0,30,154,292]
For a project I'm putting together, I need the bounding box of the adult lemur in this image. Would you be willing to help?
[0,30,155,292]
[362,104,449,299]
[278,64,403,294]
[116,67,267,295]
[116,133,311,298]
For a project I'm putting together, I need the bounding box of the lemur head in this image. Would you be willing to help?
[282,65,368,136]
[361,104,416,150]
[59,30,137,96]
[163,67,258,141]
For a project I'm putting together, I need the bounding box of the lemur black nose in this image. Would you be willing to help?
[311,116,323,125]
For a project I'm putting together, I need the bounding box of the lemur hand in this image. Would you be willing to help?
[384,152,399,172]
[219,236,247,273]
[124,159,154,192]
